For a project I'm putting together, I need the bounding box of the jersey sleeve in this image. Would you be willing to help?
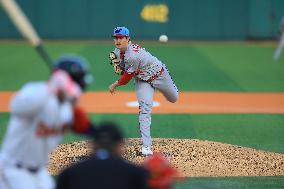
[117,72,135,85]
[70,105,95,134]
[10,83,47,117]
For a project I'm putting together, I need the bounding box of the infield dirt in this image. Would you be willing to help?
[1,91,284,113]
[48,138,284,177]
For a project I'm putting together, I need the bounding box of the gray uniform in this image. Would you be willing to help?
[113,43,178,147]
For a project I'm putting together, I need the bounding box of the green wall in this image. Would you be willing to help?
[0,0,283,40]
[249,0,284,39]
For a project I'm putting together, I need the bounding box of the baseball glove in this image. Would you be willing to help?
[109,52,124,75]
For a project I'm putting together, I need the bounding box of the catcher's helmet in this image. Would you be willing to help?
[52,55,92,90]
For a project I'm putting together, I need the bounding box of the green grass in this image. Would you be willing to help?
[1,113,284,153]
[0,114,9,141]
[174,176,284,189]
[90,114,284,153]
[0,41,284,91]
[1,41,283,189]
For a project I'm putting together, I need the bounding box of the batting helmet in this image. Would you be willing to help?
[52,55,92,90]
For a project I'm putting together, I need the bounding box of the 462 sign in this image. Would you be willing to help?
[140,4,169,23]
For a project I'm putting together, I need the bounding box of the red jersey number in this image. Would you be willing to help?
[132,44,141,53]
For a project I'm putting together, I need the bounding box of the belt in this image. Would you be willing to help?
[16,163,40,173]
[147,68,164,83]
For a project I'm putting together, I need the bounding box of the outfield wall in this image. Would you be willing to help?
[0,0,283,40]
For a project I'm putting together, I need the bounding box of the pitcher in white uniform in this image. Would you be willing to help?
[109,27,179,156]
[0,55,94,189]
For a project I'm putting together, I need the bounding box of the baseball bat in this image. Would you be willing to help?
[0,0,53,68]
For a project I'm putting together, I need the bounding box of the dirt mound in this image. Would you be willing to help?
[48,138,284,177]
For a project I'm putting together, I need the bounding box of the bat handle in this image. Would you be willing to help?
[35,44,53,69]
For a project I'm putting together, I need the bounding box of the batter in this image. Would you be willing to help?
[0,55,94,189]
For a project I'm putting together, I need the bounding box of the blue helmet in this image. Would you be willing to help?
[52,55,92,91]
[112,27,130,37]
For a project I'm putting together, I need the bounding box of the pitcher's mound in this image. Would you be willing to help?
[48,138,284,177]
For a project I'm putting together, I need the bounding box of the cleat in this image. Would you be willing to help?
[141,146,153,156]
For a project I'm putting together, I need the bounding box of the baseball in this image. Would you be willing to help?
[159,35,168,43]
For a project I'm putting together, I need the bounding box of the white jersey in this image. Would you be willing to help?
[0,82,73,168]
[113,43,164,81]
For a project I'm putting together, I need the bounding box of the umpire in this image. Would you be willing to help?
[56,122,150,189]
